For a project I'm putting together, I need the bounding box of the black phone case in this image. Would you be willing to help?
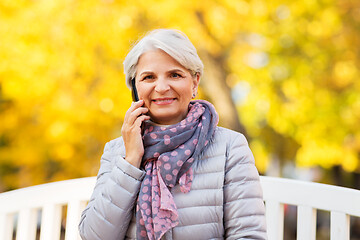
[131,78,139,102]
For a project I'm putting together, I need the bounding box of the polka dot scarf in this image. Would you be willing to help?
[136,100,219,240]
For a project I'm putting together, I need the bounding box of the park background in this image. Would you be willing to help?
[0,0,359,238]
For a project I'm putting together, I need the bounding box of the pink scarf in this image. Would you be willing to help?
[136,100,219,240]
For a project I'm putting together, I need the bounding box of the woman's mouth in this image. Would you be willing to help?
[152,98,176,105]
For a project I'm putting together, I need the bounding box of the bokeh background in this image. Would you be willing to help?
[1,0,360,238]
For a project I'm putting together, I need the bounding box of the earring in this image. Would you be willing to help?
[192,92,196,98]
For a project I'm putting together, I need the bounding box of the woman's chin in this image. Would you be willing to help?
[150,113,185,125]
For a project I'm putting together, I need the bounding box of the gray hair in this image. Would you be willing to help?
[123,29,204,89]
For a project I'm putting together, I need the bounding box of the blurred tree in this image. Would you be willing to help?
[0,0,359,191]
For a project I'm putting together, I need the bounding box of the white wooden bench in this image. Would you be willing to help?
[0,177,96,240]
[261,176,360,240]
[0,176,359,240]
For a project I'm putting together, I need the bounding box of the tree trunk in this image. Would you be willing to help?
[199,51,248,137]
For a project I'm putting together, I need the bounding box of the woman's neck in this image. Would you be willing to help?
[147,120,170,127]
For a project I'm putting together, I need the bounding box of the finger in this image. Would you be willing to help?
[134,114,150,128]
[122,108,149,132]
[131,107,149,118]
[128,99,144,112]
[122,114,149,137]
[126,107,148,126]
[124,100,144,118]
[132,99,145,108]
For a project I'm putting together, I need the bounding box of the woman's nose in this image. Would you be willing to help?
[154,78,170,93]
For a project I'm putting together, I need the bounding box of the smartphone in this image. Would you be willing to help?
[131,78,146,134]
[131,78,139,102]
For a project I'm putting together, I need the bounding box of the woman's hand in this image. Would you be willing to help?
[121,100,150,168]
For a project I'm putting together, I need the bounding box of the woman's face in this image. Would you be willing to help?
[135,49,199,125]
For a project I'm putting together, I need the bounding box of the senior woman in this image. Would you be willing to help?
[79,29,267,240]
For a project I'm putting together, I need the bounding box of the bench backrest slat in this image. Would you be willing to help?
[330,211,350,240]
[65,201,88,240]
[0,213,14,240]
[296,205,316,240]
[265,200,284,240]
[40,204,62,240]
[17,208,37,240]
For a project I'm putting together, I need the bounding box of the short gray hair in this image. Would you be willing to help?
[123,29,204,89]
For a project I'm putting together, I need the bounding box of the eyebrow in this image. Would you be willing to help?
[139,71,154,76]
[168,68,186,74]
[139,68,186,76]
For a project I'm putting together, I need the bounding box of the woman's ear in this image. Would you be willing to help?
[192,73,200,95]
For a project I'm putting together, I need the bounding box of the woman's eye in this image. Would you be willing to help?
[143,75,154,80]
[171,73,182,78]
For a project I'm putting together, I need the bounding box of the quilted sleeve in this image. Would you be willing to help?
[223,133,267,240]
[79,138,145,240]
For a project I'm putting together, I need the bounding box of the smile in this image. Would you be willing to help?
[152,98,176,105]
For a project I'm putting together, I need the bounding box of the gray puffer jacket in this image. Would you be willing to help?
[79,127,267,240]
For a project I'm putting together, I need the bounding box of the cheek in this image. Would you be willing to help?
[177,82,193,96]
[136,85,150,99]
[182,86,194,99]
